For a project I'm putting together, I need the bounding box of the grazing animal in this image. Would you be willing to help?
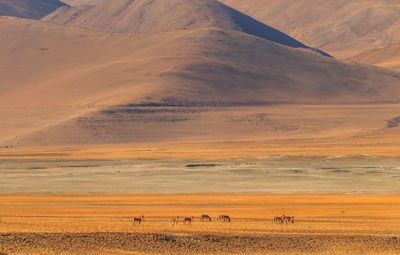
[273,216,283,224]
[184,216,195,225]
[133,216,144,225]
[219,215,231,222]
[274,214,295,224]
[285,216,295,224]
[201,214,212,222]
[171,216,180,226]
[171,217,180,226]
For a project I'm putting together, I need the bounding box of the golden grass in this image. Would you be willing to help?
[2,134,400,161]
[1,194,400,235]
[1,194,400,254]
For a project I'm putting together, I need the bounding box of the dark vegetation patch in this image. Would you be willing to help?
[287,169,304,174]
[330,169,351,173]
[232,162,256,167]
[127,97,263,107]
[364,171,382,174]
[387,117,400,128]
[61,165,101,168]
[78,106,196,124]
[27,167,48,170]
[223,113,298,130]
[102,107,201,115]
[186,164,220,168]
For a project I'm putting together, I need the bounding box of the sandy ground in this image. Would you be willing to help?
[1,157,400,193]
[0,194,399,254]
[2,233,400,255]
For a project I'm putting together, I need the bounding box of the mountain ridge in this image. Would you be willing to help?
[0,0,67,19]
[220,0,400,69]
[43,0,328,56]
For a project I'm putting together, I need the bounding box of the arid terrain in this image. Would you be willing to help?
[220,0,400,70]
[1,0,400,254]
[1,153,400,254]
[1,194,400,255]
[2,156,400,194]
[2,0,400,148]
[2,104,400,159]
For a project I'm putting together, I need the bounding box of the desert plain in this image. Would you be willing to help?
[0,194,400,255]
[1,103,400,254]
[1,142,400,254]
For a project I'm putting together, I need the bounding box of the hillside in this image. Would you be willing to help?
[220,0,400,67]
[43,0,324,53]
[58,0,400,69]
[0,0,66,19]
[62,0,103,6]
[350,43,400,71]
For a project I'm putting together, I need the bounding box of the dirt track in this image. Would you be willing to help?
[1,232,400,255]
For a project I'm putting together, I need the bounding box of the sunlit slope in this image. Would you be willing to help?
[47,0,400,69]
[44,0,325,54]
[2,17,400,106]
[350,43,400,71]
[221,0,400,63]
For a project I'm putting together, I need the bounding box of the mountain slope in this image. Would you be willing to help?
[62,0,103,6]
[220,0,400,63]
[350,43,400,71]
[43,0,322,52]
[2,0,400,146]
[0,0,66,19]
[1,15,400,145]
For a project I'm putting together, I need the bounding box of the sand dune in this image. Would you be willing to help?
[0,0,66,19]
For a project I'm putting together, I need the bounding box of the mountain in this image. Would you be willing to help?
[62,0,103,6]
[1,0,400,146]
[0,0,67,19]
[220,0,400,67]
[43,0,325,53]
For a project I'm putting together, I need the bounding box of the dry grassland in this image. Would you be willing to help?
[0,194,399,254]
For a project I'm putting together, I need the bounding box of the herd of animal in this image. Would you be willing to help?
[133,214,295,225]
[274,214,295,224]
